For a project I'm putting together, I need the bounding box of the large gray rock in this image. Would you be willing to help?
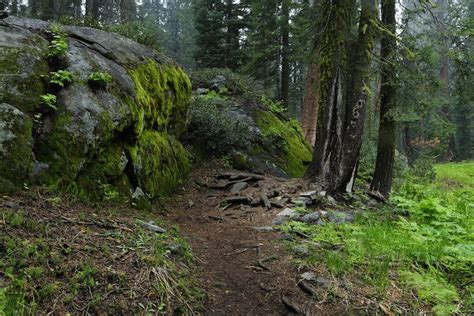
[0,103,33,192]
[0,17,191,201]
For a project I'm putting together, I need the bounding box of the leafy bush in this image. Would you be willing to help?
[190,68,261,97]
[409,155,436,182]
[187,95,252,155]
[49,70,73,87]
[48,24,68,59]
[88,71,113,88]
[40,94,57,111]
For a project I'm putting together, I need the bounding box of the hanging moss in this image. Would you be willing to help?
[255,110,312,177]
[128,60,191,136]
[127,130,190,198]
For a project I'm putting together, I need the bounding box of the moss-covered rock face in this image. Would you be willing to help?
[187,69,313,178]
[255,110,312,177]
[0,103,33,192]
[0,17,192,202]
[0,25,49,113]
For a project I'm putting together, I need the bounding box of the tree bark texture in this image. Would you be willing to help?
[301,50,320,145]
[370,0,397,197]
[305,0,376,194]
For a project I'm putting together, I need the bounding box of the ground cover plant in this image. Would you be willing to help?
[0,189,204,315]
[281,161,474,315]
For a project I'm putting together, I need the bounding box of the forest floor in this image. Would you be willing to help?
[1,161,472,315]
[166,162,349,315]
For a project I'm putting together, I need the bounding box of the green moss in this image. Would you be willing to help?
[230,152,250,170]
[127,130,190,198]
[34,113,85,185]
[0,104,33,193]
[129,60,191,136]
[255,110,312,177]
[0,47,49,114]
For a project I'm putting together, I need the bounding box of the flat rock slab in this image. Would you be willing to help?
[277,208,299,218]
[230,182,249,194]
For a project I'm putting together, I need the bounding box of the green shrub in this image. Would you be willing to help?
[88,71,113,88]
[40,94,57,111]
[187,95,252,155]
[48,24,68,59]
[49,70,73,87]
[190,68,261,97]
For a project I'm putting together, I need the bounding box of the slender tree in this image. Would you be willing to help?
[280,0,290,107]
[370,0,397,198]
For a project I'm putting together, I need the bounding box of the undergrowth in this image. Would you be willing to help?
[282,161,474,315]
[0,190,204,314]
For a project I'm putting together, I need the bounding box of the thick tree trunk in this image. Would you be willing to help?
[370,0,397,198]
[301,50,320,145]
[305,0,350,193]
[305,0,375,194]
[280,0,290,109]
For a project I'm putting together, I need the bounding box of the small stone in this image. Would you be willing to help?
[277,208,298,218]
[214,281,227,289]
[272,216,287,226]
[139,220,167,234]
[318,191,327,197]
[293,244,309,256]
[252,226,274,232]
[5,201,19,209]
[299,191,317,198]
[132,187,146,200]
[301,271,317,281]
[278,234,293,241]
[315,276,331,288]
[230,182,248,194]
[196,88,209,95]
[300,211,321,224]
[327,196,336,205]
[188,199,194,208]
[166,243,183,254]
[292,196,312,206]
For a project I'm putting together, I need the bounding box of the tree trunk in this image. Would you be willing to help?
[370,0,397,198]
[305,0,375,194]
[301,49,320,145]
[280,0,290,109]
[305,0,350,192]
[339,0,377,192]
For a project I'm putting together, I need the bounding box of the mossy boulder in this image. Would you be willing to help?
[188,69,313,177]
[0,103,33,192]
[0,17,192,203]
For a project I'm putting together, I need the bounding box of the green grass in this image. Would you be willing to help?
[282,161,474,315]
[435,161,474,188]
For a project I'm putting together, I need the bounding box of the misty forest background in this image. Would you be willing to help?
[3,0,473,171]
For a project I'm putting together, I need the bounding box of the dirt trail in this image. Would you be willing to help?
[167,163,343,315]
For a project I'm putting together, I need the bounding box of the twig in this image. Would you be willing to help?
[224,248,248,256]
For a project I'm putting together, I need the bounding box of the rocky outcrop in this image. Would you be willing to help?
[0,17,191,201]
[189,70,313,178]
